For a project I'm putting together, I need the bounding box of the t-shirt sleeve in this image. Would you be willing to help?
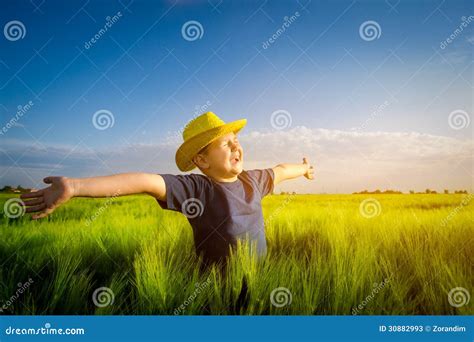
[156,174,208,213]
[246,168,275,198]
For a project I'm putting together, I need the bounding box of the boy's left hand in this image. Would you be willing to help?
[303,157,315,180]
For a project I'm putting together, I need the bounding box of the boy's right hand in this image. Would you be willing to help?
[20,176,75,220]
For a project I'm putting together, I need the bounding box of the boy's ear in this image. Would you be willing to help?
[192,153,210,170]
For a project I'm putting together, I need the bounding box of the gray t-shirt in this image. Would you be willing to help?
[157,169,274,265]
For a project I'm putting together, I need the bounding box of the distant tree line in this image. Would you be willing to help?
[353,189,469,194]
[2,185,469,195]
[0,186,32,194]
[353,189,402,194]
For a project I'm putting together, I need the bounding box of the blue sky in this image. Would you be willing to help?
[1,0,473,193]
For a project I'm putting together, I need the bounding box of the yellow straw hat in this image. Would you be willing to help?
[176,112,247,172]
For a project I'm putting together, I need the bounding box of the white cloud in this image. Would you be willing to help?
[240,127,473,193]
[1,127,472,193]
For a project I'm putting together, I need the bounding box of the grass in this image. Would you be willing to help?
[0,193,472,315]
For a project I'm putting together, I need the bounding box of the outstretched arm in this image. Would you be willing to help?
[272,157,315,186]
[20,173,166,220]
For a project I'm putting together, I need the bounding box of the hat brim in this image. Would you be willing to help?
[175,119,247,172]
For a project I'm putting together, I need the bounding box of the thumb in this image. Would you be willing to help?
[43,176,54,184]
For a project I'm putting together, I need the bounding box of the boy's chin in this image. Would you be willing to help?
[230,164,243,175]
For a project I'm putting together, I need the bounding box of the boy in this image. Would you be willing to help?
[21,112,314,267]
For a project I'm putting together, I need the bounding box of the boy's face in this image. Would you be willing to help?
[193,132,243,180]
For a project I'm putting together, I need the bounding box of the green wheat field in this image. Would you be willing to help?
[1,193,472,315]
